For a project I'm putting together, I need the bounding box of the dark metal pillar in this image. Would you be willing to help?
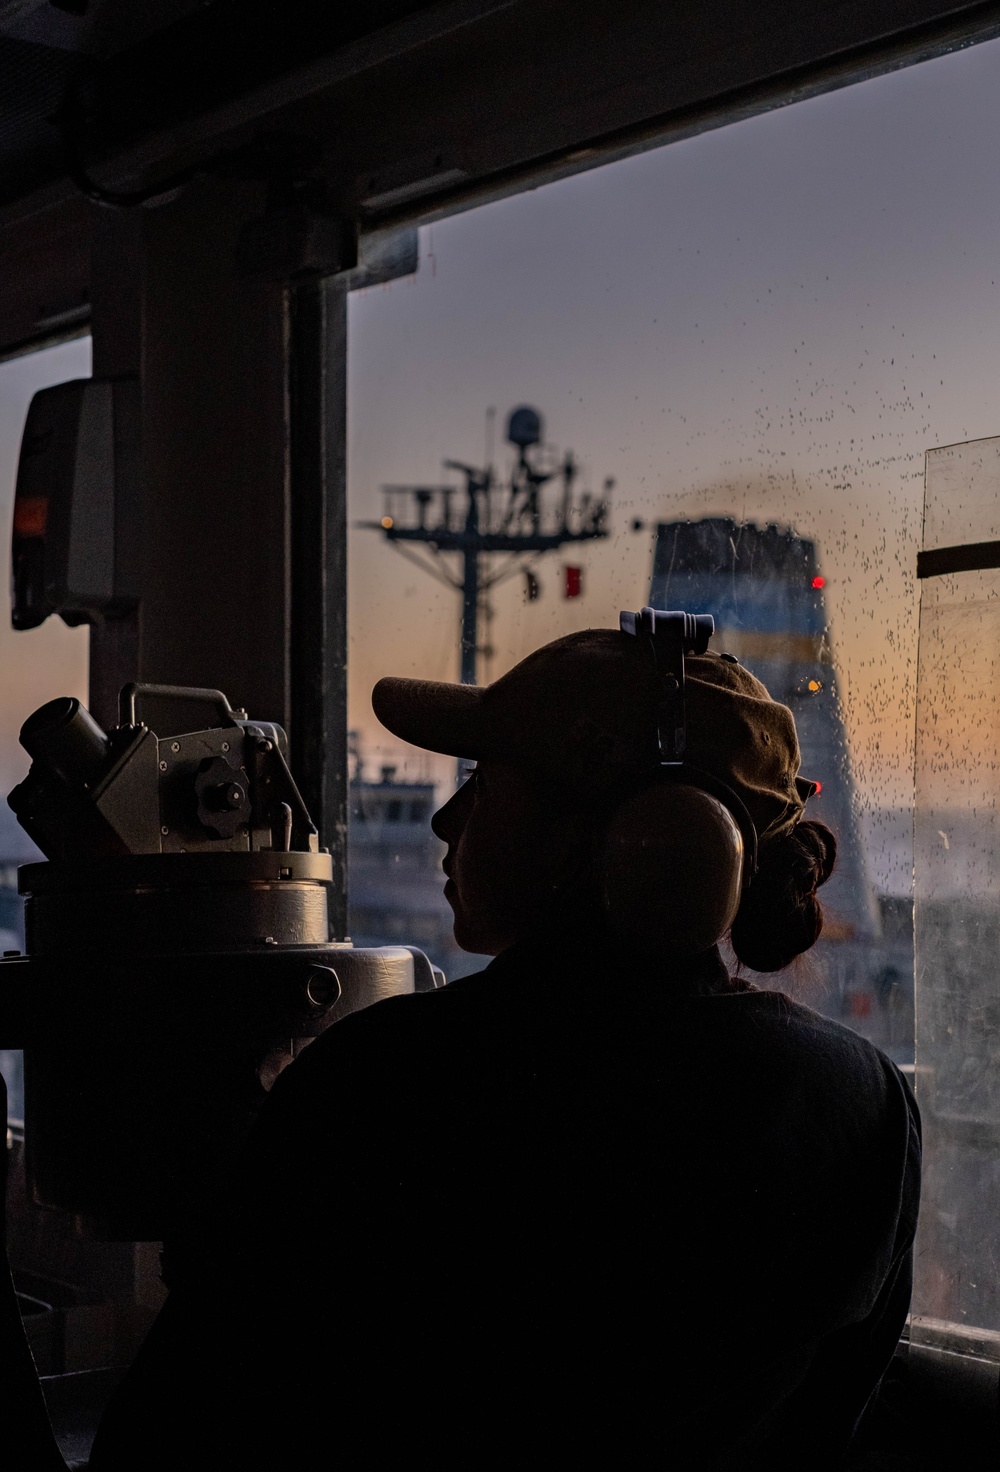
[88,209,142,731]
[87,181,291,733]
[289,278,348,937]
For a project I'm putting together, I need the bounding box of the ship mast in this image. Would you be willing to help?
[362,406,612,686]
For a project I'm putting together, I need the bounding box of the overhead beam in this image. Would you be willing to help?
[364,0,1000,232]
[52,0,1000,222]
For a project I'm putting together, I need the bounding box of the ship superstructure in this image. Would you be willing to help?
[346,740,480,977]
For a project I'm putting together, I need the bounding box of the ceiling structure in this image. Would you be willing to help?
[2,0,1000,355]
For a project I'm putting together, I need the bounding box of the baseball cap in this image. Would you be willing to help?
[372,628,816,844]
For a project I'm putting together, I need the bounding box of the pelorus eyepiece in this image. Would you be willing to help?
[19,696,110,789]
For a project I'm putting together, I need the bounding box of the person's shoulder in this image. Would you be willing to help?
[699,983,878,1047]
[687,986,912,1106]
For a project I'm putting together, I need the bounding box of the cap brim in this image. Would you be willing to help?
[372,677,487,759]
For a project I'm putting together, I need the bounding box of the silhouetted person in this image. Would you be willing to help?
[91,629,920,1470]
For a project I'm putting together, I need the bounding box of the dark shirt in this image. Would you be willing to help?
[91,935,920,1470]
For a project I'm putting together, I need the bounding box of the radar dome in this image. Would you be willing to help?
[506,406,542,448]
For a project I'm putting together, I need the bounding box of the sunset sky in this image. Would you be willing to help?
[5,36,1000,888]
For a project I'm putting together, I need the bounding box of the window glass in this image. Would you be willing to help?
[0,339,91,1122]
[348,39,1000,1036]
[912,438,1000,1340]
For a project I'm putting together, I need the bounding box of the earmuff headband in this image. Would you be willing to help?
[619,606,759,885]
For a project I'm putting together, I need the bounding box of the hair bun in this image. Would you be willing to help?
[729,820,837,973]
[794,819,837,888]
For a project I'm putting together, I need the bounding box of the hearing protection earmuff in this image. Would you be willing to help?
[597,607,759,957]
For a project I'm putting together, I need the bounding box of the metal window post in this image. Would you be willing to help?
[289,277,348,938]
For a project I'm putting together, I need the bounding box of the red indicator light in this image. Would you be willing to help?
[812,575,826,589]
[13,494,48,538]
[814,781,822,794]
[564,566,582,599]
